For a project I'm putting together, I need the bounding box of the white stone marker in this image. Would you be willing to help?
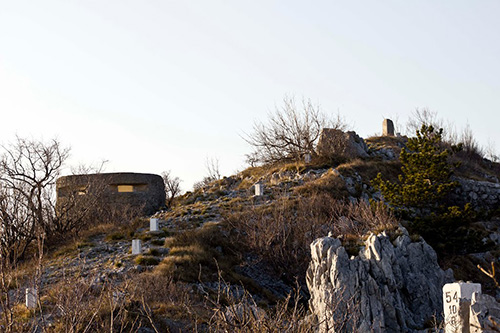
[132,239,142,255]
[304,154,312,164]
[25,288,37,309]
[150,218,159,232]
[443,282,482,333]
[254,183,264,196]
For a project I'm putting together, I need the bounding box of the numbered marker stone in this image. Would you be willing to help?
[443,282,481,333]
[132,239,142,255]
[25,288,37,309]
[150,218,159,232]
[254,183,264,196]
[304,154,312,164]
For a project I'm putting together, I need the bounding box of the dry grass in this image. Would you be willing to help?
[294,169,348,198]
[225,194,398,280]
[4,265,205,332]
[156,222,237,282]
[237,159,333,190]
[452,153,500,181]
[336,159,402,183]
[207,278,315,333]
[365,135,407,151]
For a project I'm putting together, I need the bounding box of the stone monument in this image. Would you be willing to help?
[132,239,142,255]
[150,218,159,232]
[254,183,264,196]
[383,119,395,136]
[25,288,37,309]
[443,282,481,332]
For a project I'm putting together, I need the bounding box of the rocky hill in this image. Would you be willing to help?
[4,132,500,332]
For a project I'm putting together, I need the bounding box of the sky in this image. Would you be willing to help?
[1,1,499,191]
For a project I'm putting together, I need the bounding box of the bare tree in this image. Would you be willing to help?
[244,96,347,165]
[405,108,443,136]
[405,108,458,143]
[50,173,109,237]
[0,136,69,262]
[485,139,499,163]
[0,184,33,264]
[193,157,223,191]
[162,170,182,208]
[205,157,221,181]
[406,109,486,161]
[459,122,483,158]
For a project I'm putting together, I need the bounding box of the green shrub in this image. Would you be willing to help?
[372,124,458,212]
[371,125,485,255]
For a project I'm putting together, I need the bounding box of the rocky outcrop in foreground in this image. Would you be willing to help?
[306,227,453,332]
[470,292,500,332]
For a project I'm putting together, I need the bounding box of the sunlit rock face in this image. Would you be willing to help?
[306,227,453,332]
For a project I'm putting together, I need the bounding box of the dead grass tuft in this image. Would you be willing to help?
[226,195,398,280]
[337,159,402,183]
[294,169,348,198]
[155,222,236,282]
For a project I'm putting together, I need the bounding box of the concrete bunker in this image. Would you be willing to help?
[56,172,166,215]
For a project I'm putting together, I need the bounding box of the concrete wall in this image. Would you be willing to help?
[56,172,166,215]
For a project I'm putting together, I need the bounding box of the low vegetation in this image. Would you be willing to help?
[2,106,500,331]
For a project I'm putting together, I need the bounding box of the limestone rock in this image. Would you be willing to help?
[317,129,369,159]
[306,227,453,332]
[470,292,500,332]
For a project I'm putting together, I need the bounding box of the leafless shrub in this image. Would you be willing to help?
[0,234,44,333]
[328,200,398,237]
[207,274,314,333]
[405,108,446,137]
[128,272,194,310]
[453,123,484,162]
[0,187,36,264]
[406,109,487,160]
[226,194,397,279]
[41,272,165,332]
[0,259,26,332]
[193,157,223,191]
[0,136,69,264]
[162,170,182,209]
[206,157,222,182]
[50,174,109,240]
[485,140,500,163]
[47,276,108,332]
[244,96,347,165]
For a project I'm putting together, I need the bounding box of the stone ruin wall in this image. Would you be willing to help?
[56,172,166,215]
[451,178,500,212]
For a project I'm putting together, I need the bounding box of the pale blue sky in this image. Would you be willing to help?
[1,1,499,190]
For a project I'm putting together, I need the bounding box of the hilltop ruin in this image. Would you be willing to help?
[56,172,166,215]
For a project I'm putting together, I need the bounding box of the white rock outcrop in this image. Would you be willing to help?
[306,227,453,332]
[470,292,500,332]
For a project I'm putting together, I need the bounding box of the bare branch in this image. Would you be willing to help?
[243,96,347,165]
[162,170,182,208]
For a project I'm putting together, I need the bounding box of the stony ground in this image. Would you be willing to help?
[7,138,500,331]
